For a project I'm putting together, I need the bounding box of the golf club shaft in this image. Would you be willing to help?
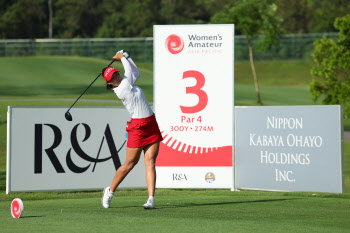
[66,59,116,113]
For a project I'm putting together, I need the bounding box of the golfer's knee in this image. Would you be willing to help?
[124,162,137,171]
[144,158,156,167]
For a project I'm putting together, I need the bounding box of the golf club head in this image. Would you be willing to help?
[65,111,73,121]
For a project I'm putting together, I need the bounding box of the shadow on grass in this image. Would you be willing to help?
[111,198,303,210]
[159,198,303,209]
[0,171,5,191]
[0,84,109,97]
[0,83,154,97]
[20,216,43,218]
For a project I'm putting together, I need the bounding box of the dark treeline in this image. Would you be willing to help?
[0,0,349,39]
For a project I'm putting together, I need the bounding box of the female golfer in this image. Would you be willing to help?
[101,50,163,209]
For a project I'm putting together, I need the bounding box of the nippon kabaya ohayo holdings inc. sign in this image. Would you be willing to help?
[235,106,344,193]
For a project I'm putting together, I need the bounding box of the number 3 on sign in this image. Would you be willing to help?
[180,70,208,114]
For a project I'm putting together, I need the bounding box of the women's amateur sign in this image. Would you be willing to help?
[153,25,234,188]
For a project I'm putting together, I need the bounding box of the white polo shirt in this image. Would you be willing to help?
[114,57,153,119]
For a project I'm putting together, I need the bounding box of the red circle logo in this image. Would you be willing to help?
[165,34,184,54]
[11,198,23,218]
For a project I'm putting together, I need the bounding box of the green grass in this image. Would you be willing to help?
[0,56,154,101]
[235,60,315,87]
[345,119,350,130]
[0,56,349,232]
[0,188,350,232]
[235,84,316,106]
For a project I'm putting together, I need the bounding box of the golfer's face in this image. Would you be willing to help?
[107,72,121,87]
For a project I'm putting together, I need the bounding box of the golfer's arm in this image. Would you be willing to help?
[127,57,140,83]
[121,57,133,86]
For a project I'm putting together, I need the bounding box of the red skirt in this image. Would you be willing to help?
[126,114,163,148]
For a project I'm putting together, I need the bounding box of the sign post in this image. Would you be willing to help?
[154,25,234,188]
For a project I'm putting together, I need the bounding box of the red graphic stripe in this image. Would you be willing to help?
[156,142,232,167]
[175,141,181,150]
[180,143,186,152]
[170,139,177,148]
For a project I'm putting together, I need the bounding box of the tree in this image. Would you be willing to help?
[96,0,160,38]
[211,0,283,104]
[309,14,350,118]
[276,0,311,33]
[0,0,47,39]
[95,0,231,38]
[48,0,53,38]
[306,0,350,33]
[54,0,103,38]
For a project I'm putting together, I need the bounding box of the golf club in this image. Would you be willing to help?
[64,59,116,121]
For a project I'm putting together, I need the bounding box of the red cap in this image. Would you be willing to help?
[103,67,119,82]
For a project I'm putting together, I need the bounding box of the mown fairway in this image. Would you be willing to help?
[1,187,350,233]
[0,56,153,101]
[0,56,349,232]
[0,56,339,106]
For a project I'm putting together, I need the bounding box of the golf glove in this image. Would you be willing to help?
[116,50,130,59]
[122,51,130,59]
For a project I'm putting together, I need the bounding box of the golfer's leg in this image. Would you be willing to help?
[110,147,143,192]
[143,142,160,196]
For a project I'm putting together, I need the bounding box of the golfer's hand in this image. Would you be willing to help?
[113,53,124,61]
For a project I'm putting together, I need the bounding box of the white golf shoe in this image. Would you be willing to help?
[101,187,114,208]
[143,197,155,209]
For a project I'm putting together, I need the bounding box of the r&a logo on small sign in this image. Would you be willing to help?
[173,173,188,181]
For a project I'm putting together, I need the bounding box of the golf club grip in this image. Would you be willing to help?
[66,59,116,112]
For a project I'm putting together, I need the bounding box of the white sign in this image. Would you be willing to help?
[7,107,146,193]
[235,106,344,193]
[153,24,234,188]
